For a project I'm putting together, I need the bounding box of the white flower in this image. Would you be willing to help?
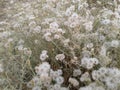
[69,77,79,87]
[40,73,49,81]
[18,45,23,51]
[78,5,83,10]
[71,13,79,19]
[69,5,75,11]
[90,58,99,65]
[57,69,63,76]
[42,50,48,54]
[108,68,120,77]
[50,22,59,29]
[111,40,119,48]
[65,9,72,16]
[1,31,11,38]
[86,43,93,49]
[79,86,92,90]
[29,21,36,27]
[40,73,51,86]
[48,85,54,90]
[8,38,13,43]
[72,0,79,3]
[43,32,52,41]
[32,86,41,90]
[55,76,64,85]
[27,81,33,88]
[100,45,107,56]
[24,49,32,56]
[40,50,48,61]
[81,57,99,69]
[60,87,69,90]
[70,22,77,28]
[55,54,65,61]
[34,40,39,44]
[92,71,98,80]
[62,39,70,47]
[80,72,91,82]
[53,84,61,90]
[99,35,105,41]
[105,77,117,89]
[99,67,108,75]
[57,28,65,34]
[35,62,50,75]
[82,50,91,58]
[83,21,93,31]
[81,57,93,69]
[32,76,40,85]
[33,26,41,33]
[73,69,81,77]
[40,53,48,61]
[54,34,61,39]
[50,70,58,78]
[101,19,111,25]
[86,63,93,70]
[26,14,35,20]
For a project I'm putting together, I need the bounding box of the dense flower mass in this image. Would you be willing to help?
[0,0,120,90]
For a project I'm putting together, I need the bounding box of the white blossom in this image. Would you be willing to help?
[55,54,65,61]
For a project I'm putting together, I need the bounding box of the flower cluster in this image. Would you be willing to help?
[28,62,67,90]
[81,57,99,69]
[92,67,120,89]
[40,50,48,61]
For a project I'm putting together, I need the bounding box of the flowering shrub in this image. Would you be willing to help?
[0,0,120,90]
